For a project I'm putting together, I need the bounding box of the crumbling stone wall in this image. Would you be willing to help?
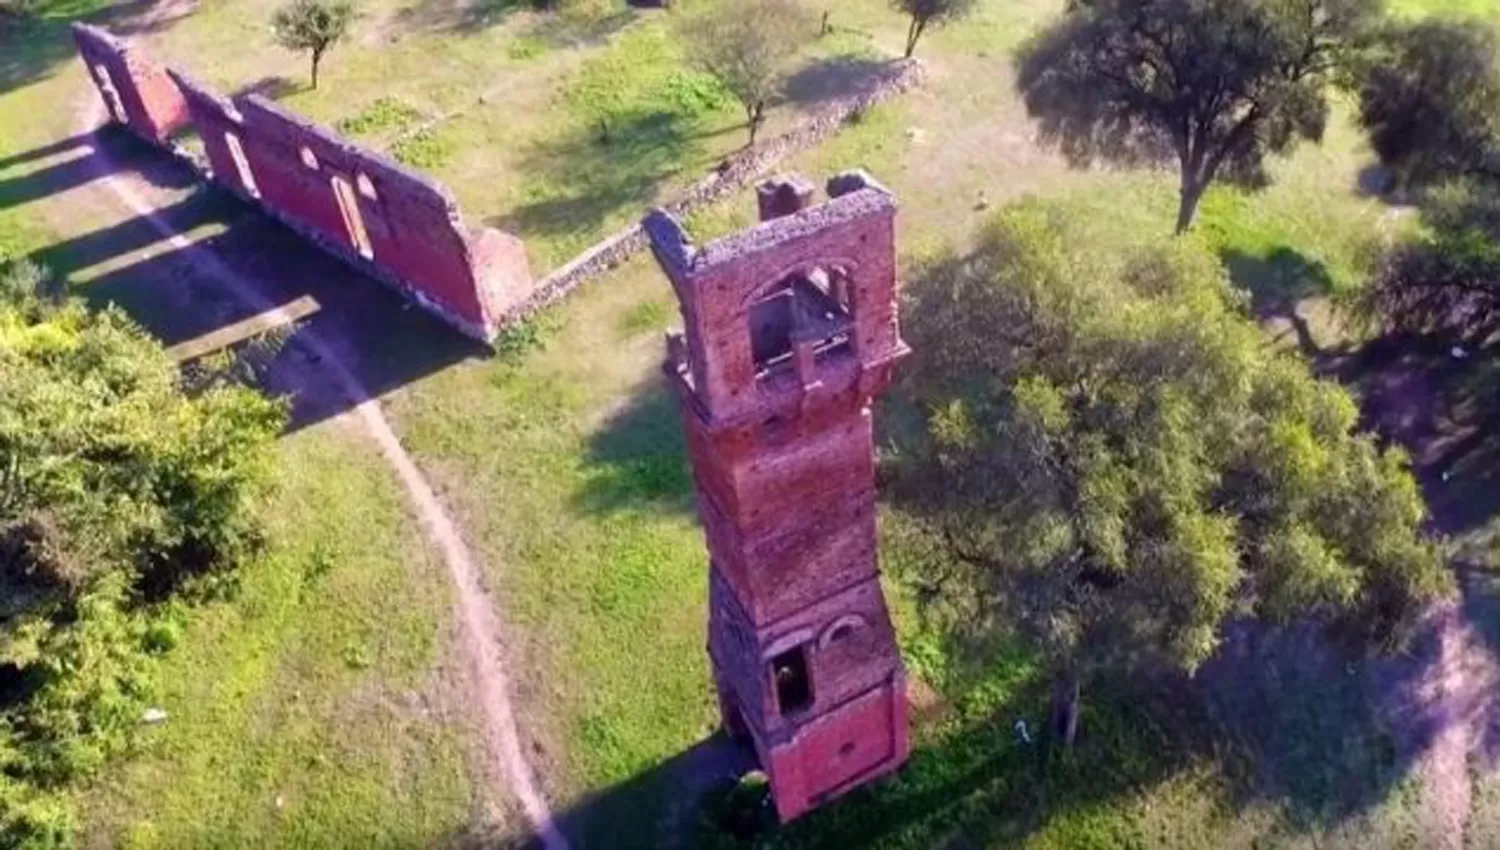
[74,24,531,343]
[72,23,189,146]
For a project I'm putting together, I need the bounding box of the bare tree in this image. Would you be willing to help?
[272,0,357,90]
[679,0,815,145]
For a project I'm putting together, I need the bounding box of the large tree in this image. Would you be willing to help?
[893,205,1450,745]
[679,0,815,145]
[271,0,357,90]
[1357,19,1500,189]
[1016,0,1377,234]
[890,0,979,58]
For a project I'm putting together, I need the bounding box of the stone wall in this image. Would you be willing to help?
[74,23,531,343]
[514,59,925,323]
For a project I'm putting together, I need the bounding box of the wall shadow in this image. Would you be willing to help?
[572,380,694,516]
[42,128,484,433]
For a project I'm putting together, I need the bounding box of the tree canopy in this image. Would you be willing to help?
[678,0,814,145]
[0,260,284,843]
[892,205,1451,744]
[1016,0,1377,234]
[271,0,357,90]
[1357,19,1500,189]
[890,0,979,58]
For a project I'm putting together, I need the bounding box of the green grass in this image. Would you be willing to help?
[77,429,482,849]
[366,0,1488,846]
[7,0,1500,846]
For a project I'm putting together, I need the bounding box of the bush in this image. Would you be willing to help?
[0,265,285,844]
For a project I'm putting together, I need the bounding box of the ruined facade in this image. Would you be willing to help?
[645,171,911,821]
[72,24,532,343]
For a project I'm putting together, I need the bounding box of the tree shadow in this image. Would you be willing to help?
[0,0,197,97]
[1220,245,1337,356]
[492,109,704,245]
[520,4,635,48]
[778,55,897,111]
[1328,332,1500,535]
[571,379,694,516]
[528,624,1436,849]
[387,0,529,37]
[231,74,300,102]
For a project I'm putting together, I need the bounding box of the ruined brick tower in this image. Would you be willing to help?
[644,171,911,822]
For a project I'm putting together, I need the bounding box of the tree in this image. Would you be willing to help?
[679,0,815,145]
[890,0,978,58]
[1357,180,1500,346]
[272,0,357,90]
[1357,20,1500,189]
[892,205,1450,746]
[0,260,283,799]
[1016,0,1377,235]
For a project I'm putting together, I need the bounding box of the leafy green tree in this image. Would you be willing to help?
[0,260,283,840]
[271,0,357,90]
[1016,0,1377,234]
[679,0,815,145]
[1357,19,1500,188]
[893,206,1450,745]
[1357,180,1500,345]
[890,0,978,58]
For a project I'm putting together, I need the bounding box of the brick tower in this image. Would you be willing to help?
[644,171,911,822]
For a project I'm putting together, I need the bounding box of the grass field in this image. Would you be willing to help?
[77,428,484,849]
[4,0,1500,846]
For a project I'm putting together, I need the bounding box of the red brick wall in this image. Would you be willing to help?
[649,173,913,823]
[74,25,533,344]
[72,24,188,146]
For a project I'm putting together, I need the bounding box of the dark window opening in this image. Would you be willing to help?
[771,646,812,715]
[748,267,855,380]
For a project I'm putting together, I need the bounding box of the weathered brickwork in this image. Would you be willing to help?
[646,171,912,821]
[73,24,531,343]
[72,23,189,146]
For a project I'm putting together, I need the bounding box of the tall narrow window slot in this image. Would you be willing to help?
[330,174,374,260]
[223,132,260,198]
[92,64,127,124]
[771,646,812,715]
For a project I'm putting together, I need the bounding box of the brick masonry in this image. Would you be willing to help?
[73,23,530,343]
[645,171,912,821]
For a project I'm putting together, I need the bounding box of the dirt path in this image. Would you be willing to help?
[1413,602,1498,850]
[73,97,568,850]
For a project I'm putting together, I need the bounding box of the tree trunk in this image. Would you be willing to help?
[310,49,323,90]
[1050,669,1081,748]
[1175,176,1204,235]
[904,16,926,58]
[747,102,763,146]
